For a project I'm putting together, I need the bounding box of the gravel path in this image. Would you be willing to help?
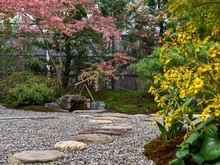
[0,104,160,165]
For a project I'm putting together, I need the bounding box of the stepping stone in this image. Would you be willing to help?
[70,134,113,144]
[134,114,148,117]
[101,125,133,130]
[54,141,87,151]
[78,115,93,118]
[96,113,132,118]
[78,128,134,136]
[94,116,124,121]
[8,150,68,164]
[88,119,113,124]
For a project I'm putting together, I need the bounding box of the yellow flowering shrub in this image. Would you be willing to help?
[150,24,220,131]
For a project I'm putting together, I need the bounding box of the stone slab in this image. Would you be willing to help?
[0,116,58,121]
[54,141,87,151]
[78,128,136,136]
[8,150,68,164]
[88,119,113,124]
[70,134,113,144]
[96,113,132,118]
[101,125,133,130]
[94,116,124,121]
[78,115,93,118]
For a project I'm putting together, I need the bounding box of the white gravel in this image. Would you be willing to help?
[0,104,160,165]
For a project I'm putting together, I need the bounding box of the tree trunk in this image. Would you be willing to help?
[111,37,116,90]
[63,42,71,88]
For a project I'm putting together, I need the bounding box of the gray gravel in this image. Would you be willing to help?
[0,104,160,165]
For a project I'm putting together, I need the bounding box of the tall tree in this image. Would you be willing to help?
[165,0,220,37]
[147,0,167,36]
[1,0,120,96]
[96,0,159,89]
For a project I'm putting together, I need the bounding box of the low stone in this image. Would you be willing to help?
[58,95,89,111]
[94,116,124,121]
[8,150,68,164]
[148,114,156,117]
[70,134,113,144]
[96,113,132,118]
[88,119,113,124]
[54,141,87,151]
[78,115,93,118]
[101,125,133,130]
[45,102,63,111]
[78,128,135,136]
[134,114,148,117]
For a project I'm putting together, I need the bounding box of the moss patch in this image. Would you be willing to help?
[70,90,157,114]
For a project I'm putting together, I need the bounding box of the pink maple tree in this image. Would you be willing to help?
[0,0,132,95]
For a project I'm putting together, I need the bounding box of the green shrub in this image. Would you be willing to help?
[1,70,58,93]
[8,83,56,106]
[1,70,58,106]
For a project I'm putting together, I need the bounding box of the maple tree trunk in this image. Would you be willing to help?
[63,42,71,88]
[111,37,116,90]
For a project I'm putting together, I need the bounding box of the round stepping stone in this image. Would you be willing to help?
[8,150,68,164]
[70,134,113,144]
[88,119,113,124]
[94,116,124,121]
[101,125,133,130]
[54,141,87,151]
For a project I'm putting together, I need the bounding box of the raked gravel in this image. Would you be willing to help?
[0,104,160,165]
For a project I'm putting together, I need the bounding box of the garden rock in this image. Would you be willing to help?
[88,119,113,124]
[54,141,87,151]
[70,134,113,144]
[78,128,135,136]
[101,125,133,130]
[94,116,124,121]
[58,95,90,111]
[8,150,68,164]
[44,102,64,111]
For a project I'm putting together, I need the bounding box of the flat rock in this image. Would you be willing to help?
[78,115,93,118]
[88,119,113,124]
[70,134,113,144]
[54,141,87,151]
[94,116,124,121]
[45,102,64,111]
[8,150,68,164]
[101,125,133,130]
[96,113,132,118]
[78,128,135,136]
[134,114,148,117]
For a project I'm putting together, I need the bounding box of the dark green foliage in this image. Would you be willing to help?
[131,47,164,88]
[24,58,48,75]
[171,117,220,165]
[1,71,57,106]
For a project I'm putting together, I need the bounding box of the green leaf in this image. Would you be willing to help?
[176,149,189,159]
[191,152,204,164]
[195,116,215,131]
[169,158,185,165]
[185,131,200,144]
[215,162,220,165]
[156,121,168,141]
[200,124,220,160]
